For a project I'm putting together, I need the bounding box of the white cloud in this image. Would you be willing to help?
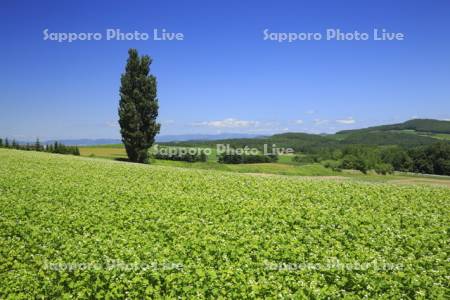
[313,119,329,125]
[305,109,316,115]
[161,120,175,125]
[106,121,119,128]
[294,119,304,124]
[336,117,356,125]
[192,118,260,128]
[263,121,280,127]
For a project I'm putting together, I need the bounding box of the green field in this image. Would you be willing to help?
[80,145,338,176]
[1,149,449,298]
[428,133,450,141]
[79,144,128,159]
[80,144,450,187]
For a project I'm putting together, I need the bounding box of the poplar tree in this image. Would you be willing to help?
[118,49,160,163]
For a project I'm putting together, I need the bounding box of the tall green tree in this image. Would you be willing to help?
[118,49,160,163]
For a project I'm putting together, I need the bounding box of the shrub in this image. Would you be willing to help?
[292,155,317,164]
[153,149,208,162]
[374,163,394,175]
[341,155,368,174]
[380,147,413,172]
[218,154,278,164]
[321,160,342,171]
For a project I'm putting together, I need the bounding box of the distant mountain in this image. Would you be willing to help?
[337,119,450,135]
[11,119,450,147]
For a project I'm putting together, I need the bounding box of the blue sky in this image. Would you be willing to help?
[1,0,449,140]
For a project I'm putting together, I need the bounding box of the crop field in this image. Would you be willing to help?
[80,145,339,177]
[79,145,128,159]
[79,145,450,187]
[1,149,449,298]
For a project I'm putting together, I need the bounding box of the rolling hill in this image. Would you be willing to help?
[337,119,450,135]
[166,119,450,151]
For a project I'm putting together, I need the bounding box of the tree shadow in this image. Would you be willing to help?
[114,157,151,164]
[115,157,131,162]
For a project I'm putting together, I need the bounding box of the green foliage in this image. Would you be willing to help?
[218,153,278,164]
[341,131,439,147]
[12,139,19,149]
[321,159,342,171]
[0,137,79,156]
[341,154,368,173]
[153,148,208,162]
[338,119,450,135]
[380,147,413,171]
[1,149,449,298]
[47,142,80,156]
[35,138,42,151]
[409,142,450,175]
[292,155,318,164]
[290,143,449,176]
[118,49,160,163]
[374,163,394,175]
[336,143,450,176]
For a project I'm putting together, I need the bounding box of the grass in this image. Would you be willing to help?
[385,130,450,141]
[79,145,127,159]
[153,159,337,176]
[1,148,449,298]
[430,133,450,140]
[80,145,337,176]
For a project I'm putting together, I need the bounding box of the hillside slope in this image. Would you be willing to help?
[337,119,450,135]
[1,149,449,298]
[339,131,440,146]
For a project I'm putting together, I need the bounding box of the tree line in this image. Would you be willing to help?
[152,148,279,164]
[0,138,80,156]
[294,142,450,176]
[153,149,208,162]
[218,153,278,164]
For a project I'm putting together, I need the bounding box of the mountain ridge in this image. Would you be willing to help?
[336,119,450,135]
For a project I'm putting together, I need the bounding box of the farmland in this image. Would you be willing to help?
[1,148,449,298]
[79,144,338,176]
[79,144,450,187]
